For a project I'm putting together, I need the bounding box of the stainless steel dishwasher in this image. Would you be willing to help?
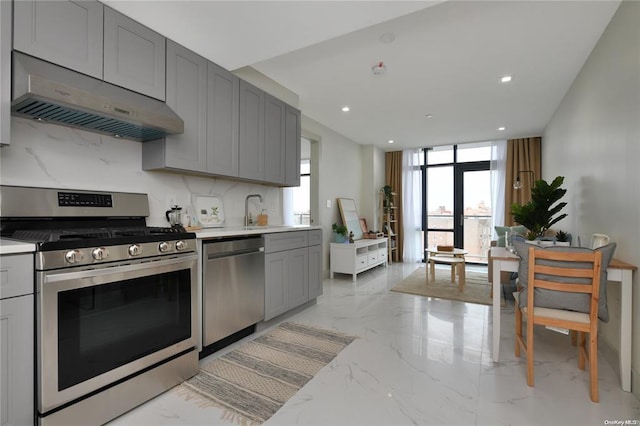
[203,237,265,347]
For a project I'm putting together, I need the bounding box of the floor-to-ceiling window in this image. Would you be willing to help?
[423,142,492,264]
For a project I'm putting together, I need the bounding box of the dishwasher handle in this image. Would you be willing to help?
[204,237,265,259]
[207,246,264,260]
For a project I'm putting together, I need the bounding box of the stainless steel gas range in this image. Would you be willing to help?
[0,185,199,426]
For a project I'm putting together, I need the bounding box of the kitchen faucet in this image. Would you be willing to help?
[244,194,263,226]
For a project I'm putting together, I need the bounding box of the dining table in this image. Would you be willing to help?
[490,246,637,392]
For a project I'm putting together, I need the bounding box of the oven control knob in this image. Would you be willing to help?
[91,247,109,261]
[128,244,142,256]
[175,240,187,251]
[158,241,172,253]
[64,249,83,264]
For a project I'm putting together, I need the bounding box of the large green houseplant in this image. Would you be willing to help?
[510,176,568,239]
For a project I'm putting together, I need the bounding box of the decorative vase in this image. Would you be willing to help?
[334,233,347,243]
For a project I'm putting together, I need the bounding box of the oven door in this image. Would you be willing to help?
[37,255,198,414]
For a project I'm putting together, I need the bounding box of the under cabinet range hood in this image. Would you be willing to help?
[11,52,183,142]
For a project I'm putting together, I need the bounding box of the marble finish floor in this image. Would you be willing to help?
[110,263,640,425]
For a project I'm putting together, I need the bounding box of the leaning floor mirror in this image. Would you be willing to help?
[337,198,363,240]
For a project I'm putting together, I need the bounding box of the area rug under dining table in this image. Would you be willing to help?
[391,265,503,306]
[175,322,358,425]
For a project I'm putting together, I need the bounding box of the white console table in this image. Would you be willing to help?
[330,238,388,281]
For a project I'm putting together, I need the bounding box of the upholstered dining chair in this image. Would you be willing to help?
[514,246,603,402]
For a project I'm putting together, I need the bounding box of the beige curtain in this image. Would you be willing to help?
[385,152,404,261]
[505,137,542,226]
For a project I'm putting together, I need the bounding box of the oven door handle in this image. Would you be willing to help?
[42,255,197,286]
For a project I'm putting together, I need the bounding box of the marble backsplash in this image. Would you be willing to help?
[0,118,282,227]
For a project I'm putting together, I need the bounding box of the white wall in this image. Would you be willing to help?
[302,115,371,274]
[542,0,640,398]
[360,144,386,233]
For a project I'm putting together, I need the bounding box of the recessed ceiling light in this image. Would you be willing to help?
[379,32,396,44]
[341,106,350,112]
[501,75,512,83]
[388,139,394,144]
[498,126,506,131]
[425,114,433,119]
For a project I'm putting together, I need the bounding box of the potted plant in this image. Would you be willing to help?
[555,230,571,246]
[381,185,394,209]
[511,176,568,240]
[332,223,348,243]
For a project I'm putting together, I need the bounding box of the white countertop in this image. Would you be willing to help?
[194,225,322,240]
[0,238,36,255]
[0,226,322,253]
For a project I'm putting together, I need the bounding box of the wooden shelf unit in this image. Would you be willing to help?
[380,189,398,262]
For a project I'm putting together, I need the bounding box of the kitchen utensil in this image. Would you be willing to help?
[165,205,182,226]
[257,209,268,226]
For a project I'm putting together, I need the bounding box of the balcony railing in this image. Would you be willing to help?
[427,214,492,264]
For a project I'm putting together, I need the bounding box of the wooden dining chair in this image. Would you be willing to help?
[514,246,603,402]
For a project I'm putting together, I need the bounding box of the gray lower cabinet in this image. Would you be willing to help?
[308,243,323,300]
[264,230,322,321]
[143,40,208,172]
[0,254,35,426]
[238,80,265,181]
[103,7,166,100]
[264,248,308,321]
[0,0,11,146]
[13,0,104,79]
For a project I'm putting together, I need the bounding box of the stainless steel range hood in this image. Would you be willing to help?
[11,52,183,142]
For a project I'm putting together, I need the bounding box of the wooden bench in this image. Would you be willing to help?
[428,255,466,291]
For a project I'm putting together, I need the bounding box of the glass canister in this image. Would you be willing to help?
[257,209,268,226]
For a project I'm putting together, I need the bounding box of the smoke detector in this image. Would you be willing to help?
[371,62,386,76]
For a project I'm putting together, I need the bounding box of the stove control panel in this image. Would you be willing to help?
[58,191,113,208]
[37,239,196,270]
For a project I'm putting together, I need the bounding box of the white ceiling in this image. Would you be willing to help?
[105,1,620,151]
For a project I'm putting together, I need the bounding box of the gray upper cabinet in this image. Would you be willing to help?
[264,94,286,184]
[0,0,11,146]
[144,40,207,172]
[239,80,265,181]
[103,7,166,100]
[207,62,239,177]
[284,105,302,187]
[144,48,241,176]
[13,0,104,79]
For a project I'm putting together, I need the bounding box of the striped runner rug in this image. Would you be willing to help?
[175,322,358,425]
